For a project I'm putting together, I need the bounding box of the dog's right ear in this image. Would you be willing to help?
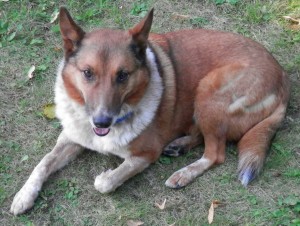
[59,7,85,58]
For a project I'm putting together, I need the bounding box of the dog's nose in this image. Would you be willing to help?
[93,115,113,128]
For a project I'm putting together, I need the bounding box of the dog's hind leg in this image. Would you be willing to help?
[10,132,83,215]
[163,135,201,157]
[163,126,202,157]
[237,103,287,186]
[165,134,226,188]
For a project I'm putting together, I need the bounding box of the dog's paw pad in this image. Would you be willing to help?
[10,187,37,215]
[165,168,194,188]
[94,169,117,194]
[163,145,186,157]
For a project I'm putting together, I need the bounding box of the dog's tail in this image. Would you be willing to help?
[237,102,287,186]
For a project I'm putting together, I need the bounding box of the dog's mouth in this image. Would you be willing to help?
[93,127,110,136]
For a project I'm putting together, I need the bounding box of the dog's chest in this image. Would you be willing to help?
[59,109,131,158]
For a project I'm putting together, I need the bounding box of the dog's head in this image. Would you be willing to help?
[59,7,154,136]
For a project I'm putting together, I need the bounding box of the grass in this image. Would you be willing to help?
[0,0,300,225]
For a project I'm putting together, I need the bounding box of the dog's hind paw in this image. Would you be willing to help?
[163,145,187,157]
[165,168,194,188]
[94,169,118,194]
[10,185,38,215]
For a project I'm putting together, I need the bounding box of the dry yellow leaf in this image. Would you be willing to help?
[208,200,221,224]
[155,198,167,210]
[127,220,144,226]
[283,16,300,24]
[50,11,59,23]
[172,13,190,20]
[208,202,214,224]
[27,65,35,79]
[54,46,62,52]
[42,103,56,119]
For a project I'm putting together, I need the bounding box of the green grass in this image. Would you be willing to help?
[1,0,300,225]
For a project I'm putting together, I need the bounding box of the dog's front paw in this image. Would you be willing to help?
[165,168,194,189]
[10,185,39,215]
[94,169,118,194]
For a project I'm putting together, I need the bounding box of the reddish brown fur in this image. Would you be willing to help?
[11,8,291,217]
[61,8,289,185]
[62,71,85,105]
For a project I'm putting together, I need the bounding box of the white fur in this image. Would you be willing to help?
[55,47,163,158]
[94,157,149,193]
[11,47,163,215]
[228,96,247,113]
[165,157,212,188]
[228,94,276,114]
[245,94,276,113]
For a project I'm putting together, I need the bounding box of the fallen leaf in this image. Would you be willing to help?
[27,65,35,79]
[43,103,56,119]
[155,198,167,210]
[127,220,144,226]
[7,32,16,42]
[54,46,62,52]
[30,38,44,45]
[21,155,29,162]
[208,202,214,224]
[208,200,221,224]
[172,13,190,20]
[50,11,59,23]
[283,16,300,24]
[213,200,221,208]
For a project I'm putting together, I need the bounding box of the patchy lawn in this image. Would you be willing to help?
[0,0,299,225]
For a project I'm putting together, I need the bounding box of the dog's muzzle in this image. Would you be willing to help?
[92,116,112,136]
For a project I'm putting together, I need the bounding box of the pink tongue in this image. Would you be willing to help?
[93,127,110,136]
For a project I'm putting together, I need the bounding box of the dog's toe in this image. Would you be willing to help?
[10,186,37,215]
[165,168,194,188]
[94,169,118,194]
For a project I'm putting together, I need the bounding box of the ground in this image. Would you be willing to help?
[0,0,300,225]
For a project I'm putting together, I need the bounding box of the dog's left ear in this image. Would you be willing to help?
[59,7,85,58]
[129,8,154,52]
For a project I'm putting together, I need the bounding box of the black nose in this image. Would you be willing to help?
[93,115,113,128]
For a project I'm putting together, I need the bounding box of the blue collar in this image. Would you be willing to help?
[114,111,134,125]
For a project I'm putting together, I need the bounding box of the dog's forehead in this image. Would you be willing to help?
[78,29,132,59]
[73,29,136,70]
[83,29,131,47]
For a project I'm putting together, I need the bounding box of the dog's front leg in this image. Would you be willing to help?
[94,156,150,194]
[10,132,83,215]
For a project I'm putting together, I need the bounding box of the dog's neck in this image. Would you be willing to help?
[114,111,134,125]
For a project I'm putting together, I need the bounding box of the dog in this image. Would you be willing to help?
[11,7,289,215]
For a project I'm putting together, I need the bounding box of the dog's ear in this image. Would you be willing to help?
[129,8,153,55]
[59,7,85,58]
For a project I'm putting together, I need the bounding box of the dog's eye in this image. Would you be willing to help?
[116,70,129,84]
[83,69,93,80]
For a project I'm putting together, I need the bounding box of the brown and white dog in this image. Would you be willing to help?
[11,8,289,215]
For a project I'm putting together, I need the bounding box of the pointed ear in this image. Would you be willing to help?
[59,7,85,58]
[129,8,154,51]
